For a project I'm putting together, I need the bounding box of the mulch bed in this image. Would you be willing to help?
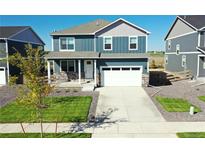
[144,80,205,122]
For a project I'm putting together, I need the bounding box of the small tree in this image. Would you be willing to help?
[8,44,54,137]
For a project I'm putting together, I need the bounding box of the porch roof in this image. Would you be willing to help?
[100,53,149,59]
[45,51,149,59]
[45,51,100,59]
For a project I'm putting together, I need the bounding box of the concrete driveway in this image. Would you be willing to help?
[95,87,165,123]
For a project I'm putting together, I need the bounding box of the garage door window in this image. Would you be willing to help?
[112,68,120,71]
[122,68,130,71]
[132,67,140,70]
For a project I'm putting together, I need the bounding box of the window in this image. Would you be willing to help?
[182,55,186,67]
[176,44,180,55]
[122,68,130,71]
[131,67,140,70]
[168,40,171,50]
[129,36,138,50]
[165,55,168,64]
[60,60,75,72]
[104,37,112,50]
[59,37,75,51]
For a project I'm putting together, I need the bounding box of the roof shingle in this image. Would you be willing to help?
[51,19,110,35]
[0,26,29,38]
[178,15,205,29]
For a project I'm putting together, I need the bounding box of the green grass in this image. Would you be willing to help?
[0,96,92,123]
[198,96,205,102]
[0,133,91,138]
[155,96,201,112]
[177,132,205,138]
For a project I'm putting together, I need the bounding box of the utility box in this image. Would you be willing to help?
[189,106,194,115]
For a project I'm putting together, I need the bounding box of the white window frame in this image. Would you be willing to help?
[103,36,112,51]
[129,36,138,50]
[168,40,171,50]
[165,55,168,64]
[181,55,186,67]
[60,60,76,72]
[59,37,75,51]
[176,44,180,55]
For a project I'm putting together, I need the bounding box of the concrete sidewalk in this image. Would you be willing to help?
[1,122,205,138]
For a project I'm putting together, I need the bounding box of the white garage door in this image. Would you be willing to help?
[101,66,142,86]
[0,67,6,85]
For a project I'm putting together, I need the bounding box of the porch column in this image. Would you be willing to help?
[47,60,51,84]
[94,59,97,86]
[78,60,81,84]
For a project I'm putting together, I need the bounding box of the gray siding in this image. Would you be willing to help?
[166,33,198,53]
[198,56,205,77]
[200,32,205,47]
[53,36,94,51]
[165,53,201,77]
[97,58,148,74]
[0,40,6,58]
[96,36,146,53]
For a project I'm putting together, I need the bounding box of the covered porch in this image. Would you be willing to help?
[45,52,99,89]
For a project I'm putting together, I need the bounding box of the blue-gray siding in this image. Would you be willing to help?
[96,36,146,53]
[53,36,146,53]
[198,56,205,77]
[0,40,6,58]
[53,36,94,51]
[165,53,201,77]
[166,33,198,53]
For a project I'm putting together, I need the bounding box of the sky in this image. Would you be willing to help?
[0,15,176,51]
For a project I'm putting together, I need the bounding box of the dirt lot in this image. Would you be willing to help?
[149,53,165,69]
[144,80,205,121]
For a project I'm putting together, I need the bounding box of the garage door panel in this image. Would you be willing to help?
[0,67,6,85]
[102,67,142,87]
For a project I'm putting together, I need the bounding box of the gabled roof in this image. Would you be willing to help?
[165,15,205,40]
[0,26,45,45]
[50,18,150,36]
[178,15,205,30]
[0,26,29,38]
[51,19,110,36]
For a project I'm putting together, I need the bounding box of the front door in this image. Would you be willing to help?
[84,60,93,79]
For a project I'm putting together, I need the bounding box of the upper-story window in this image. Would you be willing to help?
[59,37,75,51]
[176,44,180,55]
[103,36,112,50]
[168,40,171,50]
[129,36,138,50]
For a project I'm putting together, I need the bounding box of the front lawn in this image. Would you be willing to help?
[155,96,201,112]
[177,132,205,138]
[0,96,92,123]
[198,96,205,102]
[0,133,91,138]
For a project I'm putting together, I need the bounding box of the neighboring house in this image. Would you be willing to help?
[164,15,205,78]
[45,18,150,87]
[0,26,45,85]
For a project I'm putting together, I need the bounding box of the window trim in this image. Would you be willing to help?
[59,37,75,51]
[181,55,186,67]
[176,44,180,55]
[60,60,76,72]
[103,36,112,51]
[203,60,205,69]
[129,36,138,50]
[168,40,171,50]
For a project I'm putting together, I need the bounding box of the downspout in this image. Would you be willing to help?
[5,39,10,84]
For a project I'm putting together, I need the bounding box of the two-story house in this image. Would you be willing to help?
[45,18,150,87]
[0,26,45,85]
[164,15,205,79]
